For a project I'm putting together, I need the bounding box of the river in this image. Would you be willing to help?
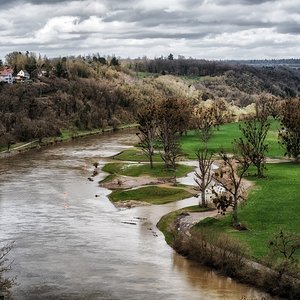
[0,131,272,299]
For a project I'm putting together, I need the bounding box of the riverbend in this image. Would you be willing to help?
[0,130,272,299]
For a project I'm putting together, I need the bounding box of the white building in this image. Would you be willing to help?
[17,69,30,80]
[0,68,14,84]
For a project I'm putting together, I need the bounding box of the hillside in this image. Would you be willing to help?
[1,53,299,148]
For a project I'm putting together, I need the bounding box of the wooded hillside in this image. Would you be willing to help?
[0,52,299,148]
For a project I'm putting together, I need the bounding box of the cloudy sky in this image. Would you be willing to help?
[1,0,300,60]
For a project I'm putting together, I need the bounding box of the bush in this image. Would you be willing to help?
[0,242,15,296]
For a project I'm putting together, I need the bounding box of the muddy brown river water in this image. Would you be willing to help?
[0,131,274,299]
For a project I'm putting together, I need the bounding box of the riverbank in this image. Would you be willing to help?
[0,124,138,160]
[159,207,300,299]
[1,130,269,300]
[157,168,300,300]
[99,152,279,297]
[104,149,298,299]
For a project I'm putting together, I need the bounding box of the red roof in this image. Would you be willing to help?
[0,68,13,76]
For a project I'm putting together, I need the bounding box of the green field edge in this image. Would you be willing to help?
[108,186,195,205]
[157,206,215,245]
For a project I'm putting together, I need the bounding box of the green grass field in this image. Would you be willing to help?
[180,119,283,159]
[112,148,163,162]
[111,120,283,163]
[102,162,193,178]
[195,162,300,261]
[109,186,193,205]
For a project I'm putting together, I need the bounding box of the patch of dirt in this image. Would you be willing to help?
[113,200,151,209]
[100,175,167,190]
[266,157,292,163]
[176,210,219,236]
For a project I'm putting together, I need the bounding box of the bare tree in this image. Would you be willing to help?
[136,102,158,169]
[157,97,192,182]
[194,148,214,207]
[238,116,270,177]
[0,242,15,296]
[193,105,216,148]
[278,99,300,162]
[269,230,300,262]
[213,99,232,129]
[268,230,300,282]
[212,149,251,226]
[255,93,281,120]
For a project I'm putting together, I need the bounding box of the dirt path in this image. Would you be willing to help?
[177,210,219,236]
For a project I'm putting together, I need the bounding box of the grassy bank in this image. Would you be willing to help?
[195,162,300,261]
[157,205,214,245]
[102,162,193,179]
[161,121,299,299]
[108,186,194,205]
[0,124,138,154]
[112,149,163,162]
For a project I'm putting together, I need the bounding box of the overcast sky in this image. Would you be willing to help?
[1,0,300,60]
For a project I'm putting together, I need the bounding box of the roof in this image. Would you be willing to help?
[0,68,13,76]
[18,69,30,76]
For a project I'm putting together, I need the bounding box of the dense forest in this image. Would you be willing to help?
[0,51,299,148]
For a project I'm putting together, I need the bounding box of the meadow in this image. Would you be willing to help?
[180,119,283,159]
[109,186,194,205]
[194,162,300,261]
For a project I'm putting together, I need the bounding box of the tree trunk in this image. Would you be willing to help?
[149,154,153,169]
[173,167,177,186]
[201,189,207,207]
[232,197,238,225]
[256,163,264,178]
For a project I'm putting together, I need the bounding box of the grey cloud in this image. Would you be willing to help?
[102,7,275,32]
[103,10,192,27]
[0,0,299,59]
[214,0,272,5]
[276,23,300,35]
[0,0,66,8]
[114,31,209,40]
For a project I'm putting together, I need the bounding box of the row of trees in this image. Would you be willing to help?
[0,76,138,149]
[137,97,191,180]
[196,97,300,225]
[3,51,120,80]
[137,95,300,226]
[128,57,300,99]
[136,98,230,180]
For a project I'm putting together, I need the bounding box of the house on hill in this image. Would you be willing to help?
[0,68,14,84]
[16,69,30,82]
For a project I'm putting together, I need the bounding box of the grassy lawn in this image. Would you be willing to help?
[102,162,194,178]
[180,119,283,159]
[157,205,214,245]
[194,162,300,261]
[109,186,193,205]
[112,148,163,162]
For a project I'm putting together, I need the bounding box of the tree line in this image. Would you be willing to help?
[1,50,300,153]
[137,95,300,224]
[128,57,300,99]
[0,76,137,149]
